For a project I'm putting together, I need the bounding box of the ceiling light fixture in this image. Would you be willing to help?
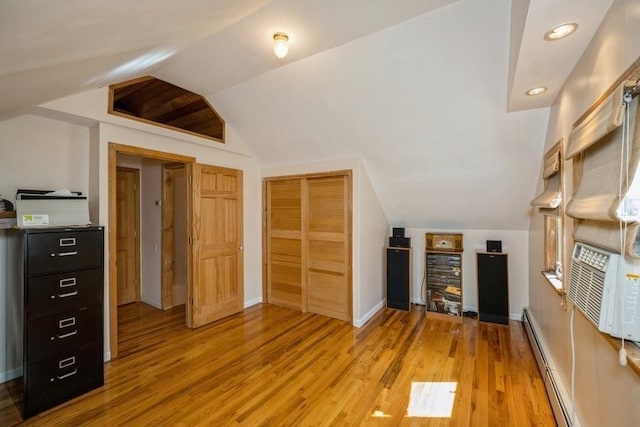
[273,32,289,59]
[544,23,578,41]
[526,87,548,96]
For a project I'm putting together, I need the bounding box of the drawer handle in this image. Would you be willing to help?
[59,238,76,247]
[57,251,78,257]
[59,277,76,288]
[59,317,76,328]
[54,369,78,381]
[52,330,77,340]
[59,356,76,369]
[51,290,78,299]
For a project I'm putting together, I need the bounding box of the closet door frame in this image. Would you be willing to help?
[263,170,352,321]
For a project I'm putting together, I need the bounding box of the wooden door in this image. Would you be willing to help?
[162,164,187,310]
[116,167,140,306]
[189,164,244,328]
[265,179,304,310]
[306,175,351,321]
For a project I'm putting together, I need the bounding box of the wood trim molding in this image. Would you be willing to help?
[573,56,640,128]
[108,111,225,144]
[263,169,353,182]
[110,143,195,163]
[108,142,195,359]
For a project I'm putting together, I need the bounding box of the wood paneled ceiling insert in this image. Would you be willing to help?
[109,76,225,143]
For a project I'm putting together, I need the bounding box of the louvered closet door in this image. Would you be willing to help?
[306,175,351,321]
[266,179,304,310]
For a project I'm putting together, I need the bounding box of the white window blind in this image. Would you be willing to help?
[566,84,640,256]
[565,81,629,159]
[531,144,562,214]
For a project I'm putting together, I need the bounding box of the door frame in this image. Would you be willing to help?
[108,142,195,359]
[115,166,141,305]
[161,163,186,310]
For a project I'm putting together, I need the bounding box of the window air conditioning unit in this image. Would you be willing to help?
[568,242,640,342]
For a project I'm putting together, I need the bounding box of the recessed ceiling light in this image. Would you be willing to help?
[544,23,578,41]
[526,87,547,96]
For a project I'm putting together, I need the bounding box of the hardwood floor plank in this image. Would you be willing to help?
[1,303,555,426]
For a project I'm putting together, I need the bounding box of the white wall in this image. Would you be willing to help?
[406,228,529,320]
[528,0,640,425]
[0,115,91,381]
[354,160,389,326]
[262,157,389,327]
[0,114,89,204]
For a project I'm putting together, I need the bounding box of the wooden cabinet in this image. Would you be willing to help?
[386,247,411,311]
[424,232,463,322]
[7,227,104,418]
[425,251,463,322]
[476,252,509,325]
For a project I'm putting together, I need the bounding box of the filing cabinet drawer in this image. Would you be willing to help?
[8,226,104,418]
[27,305,102,363]
[26,230,103,275]
[26,269,102,320]
[24,342,104,418]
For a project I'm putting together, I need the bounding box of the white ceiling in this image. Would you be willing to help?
[0,0,615,230]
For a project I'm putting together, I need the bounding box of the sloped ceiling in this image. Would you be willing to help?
[0,0,615,230]
[209,0,550,230]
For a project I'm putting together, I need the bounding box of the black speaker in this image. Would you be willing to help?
[389,237,411,248]
[486,240,502,253]
[392,227,405,238]
[387,248,411,311]
[477,253,509,324]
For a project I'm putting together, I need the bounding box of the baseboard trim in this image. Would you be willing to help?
[0,367,21,384]
[523,308,578,427]
[354,300,385,327]
[141,295,161,309]
[244,297,262,308]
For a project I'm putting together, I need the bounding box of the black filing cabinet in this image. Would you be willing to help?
[386,247,412,311]
[6,226,104,418]
[476,252,509,324]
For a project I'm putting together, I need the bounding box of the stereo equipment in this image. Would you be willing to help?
[486,240,502,253]
[425,233,463,252]
[477,252,509,324]
[389,237,411,248]
[387,247,411,311]
[392,227,405,238]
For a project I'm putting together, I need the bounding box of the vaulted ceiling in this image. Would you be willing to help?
[0,0,615,230]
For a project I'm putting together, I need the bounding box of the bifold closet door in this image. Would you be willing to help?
[306,175,351,321]
[265,179,304,310]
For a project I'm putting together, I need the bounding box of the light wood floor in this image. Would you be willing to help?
[1,303,556,426]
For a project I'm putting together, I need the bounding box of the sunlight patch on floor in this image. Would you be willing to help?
[371,409,392,418]
[407,381,457,417]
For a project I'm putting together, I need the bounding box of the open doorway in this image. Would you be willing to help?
[110,144,195,359]
[114,155,189,357]
[109,142,245,359]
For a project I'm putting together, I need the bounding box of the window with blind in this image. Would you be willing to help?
[531,140,564,293]
[565,80,640,256]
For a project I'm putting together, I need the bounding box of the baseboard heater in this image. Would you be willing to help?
[522,308,572,427]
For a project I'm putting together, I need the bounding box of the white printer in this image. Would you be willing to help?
[15,189,90,228]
